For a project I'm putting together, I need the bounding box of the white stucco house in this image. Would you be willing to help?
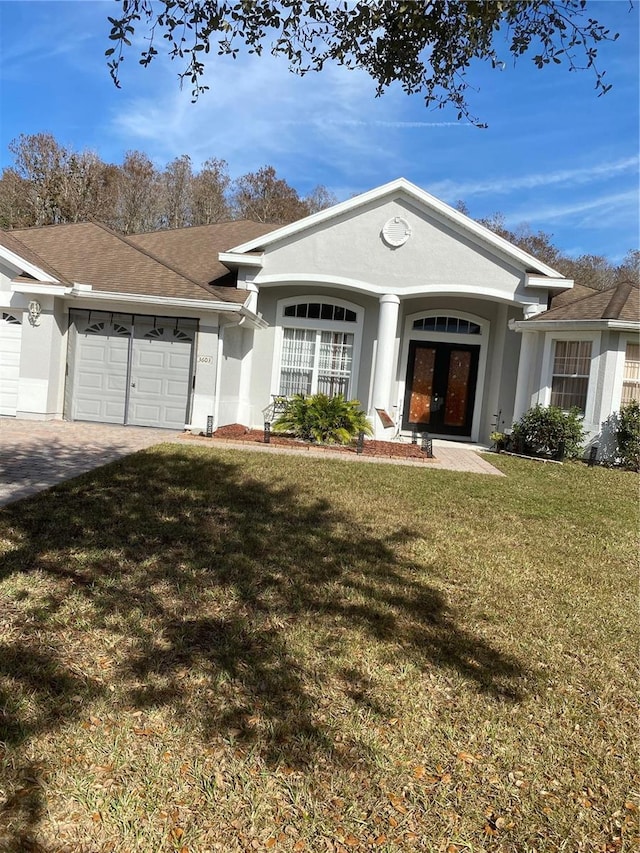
[1,179,638,449]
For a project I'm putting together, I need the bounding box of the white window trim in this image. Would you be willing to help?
[397,309,490,442]
[270,295,364,399]
[539,330,601,425]
[611,333,640,411]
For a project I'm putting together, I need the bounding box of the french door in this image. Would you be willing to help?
[402,341,480,436]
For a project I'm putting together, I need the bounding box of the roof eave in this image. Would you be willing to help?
[511,318,640,332]
[2,246,63,284]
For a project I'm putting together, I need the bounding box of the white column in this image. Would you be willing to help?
[512,330,537,424]
[371,294,400,435]
[484,304,507,436]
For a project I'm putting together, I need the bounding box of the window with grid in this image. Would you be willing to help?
[279,328,354,397]
[550,340,592,412]
[621,342,640,405]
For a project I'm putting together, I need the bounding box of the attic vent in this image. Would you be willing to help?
[382,216,411,248]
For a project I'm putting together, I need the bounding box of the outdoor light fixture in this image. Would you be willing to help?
[28,300,42,326]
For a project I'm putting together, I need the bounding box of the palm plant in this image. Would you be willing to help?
[273,393,373,445]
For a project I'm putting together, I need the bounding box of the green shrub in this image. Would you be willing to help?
[614,400,640,471]
[512,405,585,459]
[273,393,373,445]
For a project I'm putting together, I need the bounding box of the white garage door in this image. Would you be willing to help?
[128,322,194,429]
[0,311,22,417]
[71,316,130,424]
[68,311,195,429]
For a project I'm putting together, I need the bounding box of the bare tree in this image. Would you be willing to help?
[162,154,193,229]
[191,157,231,225]
[304,184,338,215]
[0,168,32,229]
[8,133,68,225]
[113,150,162,234]
[231,165,310,224]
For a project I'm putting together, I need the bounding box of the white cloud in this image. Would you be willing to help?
[428,157,639,200]
[108,50,471,190]
[504,189,639,228]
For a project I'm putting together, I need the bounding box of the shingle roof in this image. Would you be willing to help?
[548,283,598,310]
[0,229,72,284]
[533,280,639,322]
[4,222,246,304]
[129,220,278,286]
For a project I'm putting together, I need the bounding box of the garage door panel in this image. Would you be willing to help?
[108,349,128,366]
[168,352,193,370]
[77,371,106,391]
[71,318,129,423]
[136,349,166,369]
[129,325,193,429]
[107,375,127,392]
[167,379,188,396]
[136,377,164,394]
[0,313,22,417]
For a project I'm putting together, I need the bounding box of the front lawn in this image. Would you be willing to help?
[0,448,637,852]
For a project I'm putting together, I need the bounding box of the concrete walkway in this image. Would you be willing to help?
[0,419,502,507]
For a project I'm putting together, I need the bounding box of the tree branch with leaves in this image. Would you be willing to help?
[106,0,623,126]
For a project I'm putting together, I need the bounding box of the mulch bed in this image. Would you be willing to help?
[182,423,436,461]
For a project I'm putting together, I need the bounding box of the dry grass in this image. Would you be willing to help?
[0,446,637,853]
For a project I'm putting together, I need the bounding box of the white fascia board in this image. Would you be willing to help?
[11,282,72,296]
[225,176,565,279]
[65,288,243,313]
[526,274,573,290]
[63,287,268,328]
[510,318,640,332]
[1,245,61,283]
[238,305,268,329]
[218,251,263,268]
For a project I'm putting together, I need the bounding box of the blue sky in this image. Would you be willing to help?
[0,0,638,262]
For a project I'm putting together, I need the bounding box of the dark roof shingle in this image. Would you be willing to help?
[129,220,278,286]
[533,279,639,323]
[4,222,248,304]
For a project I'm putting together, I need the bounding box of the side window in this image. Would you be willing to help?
[622,342,640,405]
[550,340,592,412]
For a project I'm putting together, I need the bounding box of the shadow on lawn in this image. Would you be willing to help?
[0,446,529,848]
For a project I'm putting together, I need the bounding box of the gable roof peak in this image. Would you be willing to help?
[225,176,565,279]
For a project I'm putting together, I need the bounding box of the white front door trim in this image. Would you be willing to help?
[397,309,490,442]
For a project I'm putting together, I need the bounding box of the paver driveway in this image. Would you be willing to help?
[0,420,183,507]
[0,418,502,507]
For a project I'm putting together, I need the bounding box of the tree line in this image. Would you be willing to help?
[0,133,336,234]
[454,204,638,293]
[1,133,636,291]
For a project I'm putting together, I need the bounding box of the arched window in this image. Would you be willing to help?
[283,302,357,322]
[412,316,481,334]
[276,297,363,398]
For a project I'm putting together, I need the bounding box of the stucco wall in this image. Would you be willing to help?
[217,322,254,428]
[255,195,532,302]
[247,285,380,428]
